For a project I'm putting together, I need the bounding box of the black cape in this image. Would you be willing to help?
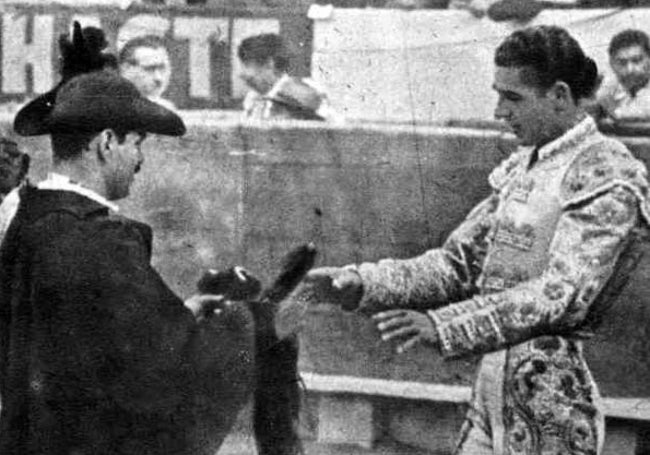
[0,186,255,455]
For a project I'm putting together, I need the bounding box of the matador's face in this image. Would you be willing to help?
[492,66,563,148]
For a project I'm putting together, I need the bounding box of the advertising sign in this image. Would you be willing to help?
[0,4,312,109]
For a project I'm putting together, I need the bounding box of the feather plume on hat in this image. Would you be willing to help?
[59,22,117,80]
[14,22,118,136]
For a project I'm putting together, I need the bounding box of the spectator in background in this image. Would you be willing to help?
[595,29,650,122]
[0,138,28,202]
[237,33,340,122]
[0,138,29,243]
[119,35,176,111]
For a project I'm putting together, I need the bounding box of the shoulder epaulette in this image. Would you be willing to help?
[560,138,650,225]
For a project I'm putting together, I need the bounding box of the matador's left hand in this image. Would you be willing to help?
[373,310,438,354]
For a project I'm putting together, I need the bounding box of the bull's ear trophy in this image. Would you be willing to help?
[263,243,318,301]
[258,243,318,339]
[251,243,317,455]
[196,242,318,337]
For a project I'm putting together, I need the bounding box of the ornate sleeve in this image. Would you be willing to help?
[350,150,531,314]
[429,148,649,358]
[351,193,498,313]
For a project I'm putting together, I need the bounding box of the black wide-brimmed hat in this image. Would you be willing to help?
[14,22,116,136]
[13,21,184,137]
[41,71,185,136]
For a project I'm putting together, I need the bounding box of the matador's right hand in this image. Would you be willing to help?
[303,267,363,311]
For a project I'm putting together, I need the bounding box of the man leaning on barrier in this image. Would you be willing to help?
[594,29,650,123]
[303,25,650,454]
[237,33,341,122]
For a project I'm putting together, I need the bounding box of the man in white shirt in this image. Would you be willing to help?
[237,33,340,122]
[595,29,650,122]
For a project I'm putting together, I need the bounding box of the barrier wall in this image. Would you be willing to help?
[3,115,649,401]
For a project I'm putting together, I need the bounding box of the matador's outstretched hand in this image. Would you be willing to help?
[302,267,364,311]
[373,310,438,354]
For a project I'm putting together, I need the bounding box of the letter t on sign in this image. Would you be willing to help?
[174,18,228,99]
[2,14,54,94]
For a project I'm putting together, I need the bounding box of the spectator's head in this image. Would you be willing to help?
[237,34,290,94]
[0,138,29,195]
[492,25,598,147]
[119,35,171,101]
[608,29,650,95]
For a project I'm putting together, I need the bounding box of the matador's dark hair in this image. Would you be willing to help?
[608,29,650,58]
[495,25,599,102]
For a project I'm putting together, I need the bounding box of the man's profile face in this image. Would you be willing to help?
[610,45,650,94]
[239,59,278,94]
[120,46,171,100]
[102,131,146,201]
[492,66,558,147]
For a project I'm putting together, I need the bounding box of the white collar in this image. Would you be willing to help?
[266,73,291,99]
[536,115,598,162]
[37,172,119,212]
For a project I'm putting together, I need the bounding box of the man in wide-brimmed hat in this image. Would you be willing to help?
[0,24,246,455]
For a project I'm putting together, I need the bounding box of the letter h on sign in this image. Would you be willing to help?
[2,14,54,94]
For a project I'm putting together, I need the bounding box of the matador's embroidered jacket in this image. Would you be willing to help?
[350,116,650,455]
